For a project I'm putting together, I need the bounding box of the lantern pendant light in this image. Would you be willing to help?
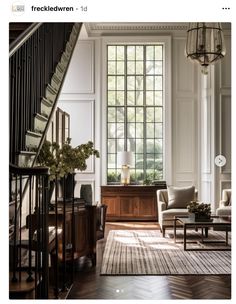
[185,23,226,74]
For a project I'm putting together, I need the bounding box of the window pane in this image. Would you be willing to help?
[107,123,116,138]
[155,107,162,122]
[108,62,116,74]
[155,76,162,90]
[155,123,163,138]
[146,107,155,122]
[136,46,143,60]
[116,91,124,105]
[108,46,116,60]
[155,45,163,60]
[136,76,143,90]
[108,139,116,153]
[127,123,135,138]
[136,123,143,138]
[117,107,124,122]
[155,139,163,153]
[127,61,135,74]
[117,138,124,152]
[136,91,143,105]
[146,91,154,105]
[136,107,143,122]
[136,154,144,169]
[146,76,154,90]
[117,123,124,138]
[146,139,155,153]
[154,91,162,106]
[117,76,124,90]
[146,123,155,138]
[127,91,135,105]
[155,61,162,74]
[108,91,115,105]
[136,139,143,153]
[146,46,154,60]
[127,76,135,90]
[127,46,135,60]
[146,154,155,169]
[146,61,155,74]
[135,158,143,172]
[127,139,135,152]
[127,107,135,122]
[108,107,116,122]
[108,154,116,168]
[117,46,125,60]
[136,61,143,74]
[108,76,116,90]
[117,61,124,74]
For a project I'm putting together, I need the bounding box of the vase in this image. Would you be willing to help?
[194,213,211,222]
[60,173,76,200]
[80,184,93,205]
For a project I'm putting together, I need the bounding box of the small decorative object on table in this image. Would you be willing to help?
[187,201,212,221]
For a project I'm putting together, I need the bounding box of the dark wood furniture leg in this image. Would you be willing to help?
[184,224,187,251]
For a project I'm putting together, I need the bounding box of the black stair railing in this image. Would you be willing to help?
[9,164,50,299]
[9,23,74,164]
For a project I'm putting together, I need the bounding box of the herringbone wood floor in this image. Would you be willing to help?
[68,222,231,300]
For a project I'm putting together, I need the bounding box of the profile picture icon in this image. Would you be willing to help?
[12,1,25,16]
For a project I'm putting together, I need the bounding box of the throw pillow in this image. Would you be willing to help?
[167,185,195,209]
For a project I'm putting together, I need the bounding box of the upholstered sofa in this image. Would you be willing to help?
[216,189,231,217]
[157,186,197,237]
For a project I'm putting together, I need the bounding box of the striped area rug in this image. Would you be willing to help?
[100,230,231,275]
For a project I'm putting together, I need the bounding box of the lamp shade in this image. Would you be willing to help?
[185,23,226,74]
[117,151,133,167]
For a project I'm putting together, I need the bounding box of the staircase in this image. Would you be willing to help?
[9,22,82,299]
[10,23,80,167]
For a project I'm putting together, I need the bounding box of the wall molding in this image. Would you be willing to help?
[219,94,231,174]
[62,40,95,94]
[58,99,95,173]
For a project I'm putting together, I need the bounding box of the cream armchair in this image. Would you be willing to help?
[216,189,231,217]
[157,186,197,237]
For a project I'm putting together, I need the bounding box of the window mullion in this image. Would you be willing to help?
[143,45,147,181]
[124,45,128,151]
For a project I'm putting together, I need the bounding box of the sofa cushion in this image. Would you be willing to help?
[167,186,195,209]
[161,208,189,219]
[216,206,231,216]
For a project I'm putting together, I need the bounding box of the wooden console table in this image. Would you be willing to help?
[101,184,166,221]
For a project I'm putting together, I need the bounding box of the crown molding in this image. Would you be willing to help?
[84,22,231,37]
[85,22,188,36]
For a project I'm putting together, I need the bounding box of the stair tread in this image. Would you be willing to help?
[26,130,42,137]
[47,83,58,94]
[41,97,53,107]
[34,113,48,122]
[17,151,37,155]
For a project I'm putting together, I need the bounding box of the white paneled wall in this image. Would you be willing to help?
[172,37,199,188]
[58,36,101,203]
[200,71,215,207]
[214,33,231,207]
[199,32,231,210]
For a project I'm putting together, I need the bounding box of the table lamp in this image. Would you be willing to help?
[118,151,133,185]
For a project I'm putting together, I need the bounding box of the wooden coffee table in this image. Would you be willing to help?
[174,216,231,251]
